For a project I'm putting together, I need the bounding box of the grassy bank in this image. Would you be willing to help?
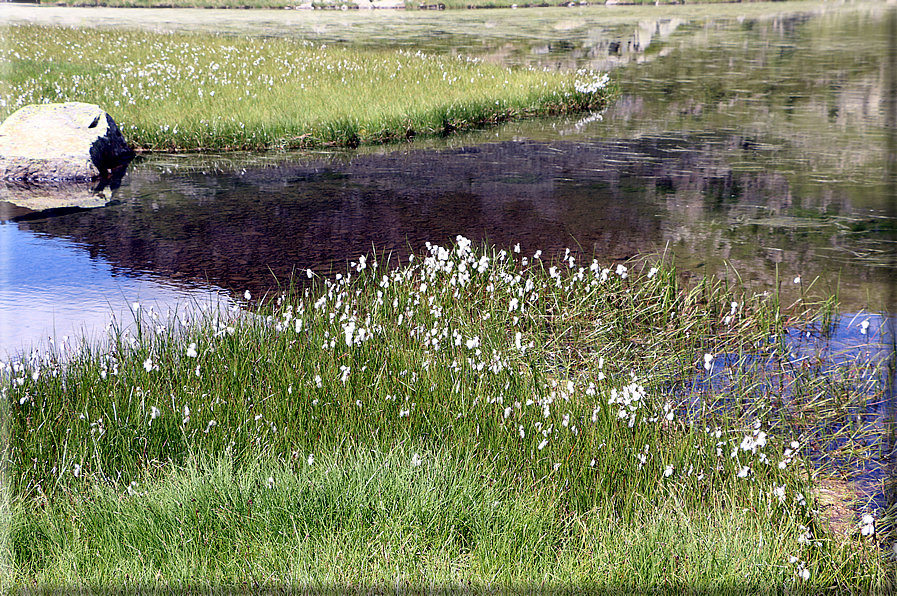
[0,25,613,151]
[2,238,894,590]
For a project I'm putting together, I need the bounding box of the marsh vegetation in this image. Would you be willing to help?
[2,239,894,589]
[0,25,613,151]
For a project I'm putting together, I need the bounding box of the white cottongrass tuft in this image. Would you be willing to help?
[861,513,875,537]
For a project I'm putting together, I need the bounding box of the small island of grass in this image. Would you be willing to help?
[0,25,614,151]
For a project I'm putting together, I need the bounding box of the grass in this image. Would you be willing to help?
[1,238,894,590]
[0,25,614,151]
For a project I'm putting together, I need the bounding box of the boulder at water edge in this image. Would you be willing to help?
[0,102,135,181]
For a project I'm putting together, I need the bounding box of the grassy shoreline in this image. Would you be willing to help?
[2,238,894,589]
[0,25,614,152]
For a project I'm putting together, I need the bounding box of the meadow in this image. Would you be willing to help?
[2,238,894,590]
[0,25,613,151]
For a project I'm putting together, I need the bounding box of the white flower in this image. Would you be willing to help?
[703,353,713,371]
[150,406,161,420]
[267,476,275,489]
[411,453,422,467]
[647,267,658,279]
[186,343,198,358]
[244,290,251,300]
[861,514,875,537]
[793,276,801,284]
[664,465,674,477]
[307,453,315,466]
[860,320,870,335]
[143,358,154,372]
[737,466,750,478]
[538,439,548,451]
[773,485,786,502]
[72,463,82,478]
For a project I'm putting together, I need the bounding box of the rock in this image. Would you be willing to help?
[0,102,135,182]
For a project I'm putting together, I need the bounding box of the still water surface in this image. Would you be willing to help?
[0,2,894,358]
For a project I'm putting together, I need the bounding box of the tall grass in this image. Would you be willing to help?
[2,238,894,589]
[0,25,613,151]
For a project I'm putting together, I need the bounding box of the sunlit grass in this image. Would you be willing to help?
[0,25,614,151]
[2,238,894,589]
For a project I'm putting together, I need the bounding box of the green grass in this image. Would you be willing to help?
[2,239,894,590]
[0,25,614,151]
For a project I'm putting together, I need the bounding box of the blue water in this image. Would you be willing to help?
[0,223,228,359]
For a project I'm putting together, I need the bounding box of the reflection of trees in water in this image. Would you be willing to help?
[14,136,891,308]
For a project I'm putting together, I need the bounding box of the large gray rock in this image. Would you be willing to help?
[0,102,135,181]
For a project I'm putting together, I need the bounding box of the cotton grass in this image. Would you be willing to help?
[1,237,894,589]
[0,25,614,151]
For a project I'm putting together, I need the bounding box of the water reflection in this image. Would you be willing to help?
[0,223,230,358]
[8,130,891,314]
